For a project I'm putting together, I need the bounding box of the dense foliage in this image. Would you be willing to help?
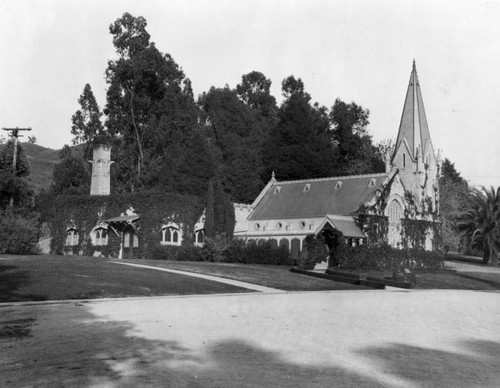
[0,141,40,253]
[457,186,500,265]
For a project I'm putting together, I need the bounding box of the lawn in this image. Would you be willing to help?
[123,259,500,291]
[121,259,372,291]
[0,255,250,302]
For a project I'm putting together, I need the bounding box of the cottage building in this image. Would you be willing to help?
[235,61,442,260]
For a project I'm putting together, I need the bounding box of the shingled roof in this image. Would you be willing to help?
[248,173,389,220]
[392,60,433,162]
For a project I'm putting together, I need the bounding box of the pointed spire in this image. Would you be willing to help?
[392,61,434,164]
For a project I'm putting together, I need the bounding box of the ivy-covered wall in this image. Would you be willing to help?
[37,192,205,258]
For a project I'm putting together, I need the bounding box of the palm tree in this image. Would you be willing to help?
[457,186,500,265]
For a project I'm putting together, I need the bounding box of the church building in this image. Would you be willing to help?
[235,61,442,260]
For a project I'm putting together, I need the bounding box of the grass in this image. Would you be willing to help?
[121,259,372,292]
[0,255,250,302]
[124,259,500,291]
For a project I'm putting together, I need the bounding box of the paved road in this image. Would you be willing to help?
[1,289,499,387]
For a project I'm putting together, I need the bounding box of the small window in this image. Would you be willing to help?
[274,186,281,194]
[161,226,182,246]
[369,178,376,187]
[66,229,79,246]
[255,223,261,230]
[299,221,306,229]
[277,222,282,229]
[94,228,108,246]
[194,229,204,247]
[403,153,406,168]
[334,181,343,189]
[304,184,311,192]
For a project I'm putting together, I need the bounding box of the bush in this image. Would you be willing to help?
[301,234,328,269]
[0,212,39,254]
[177,245,205,262]
[147,245,180,261]
[338,242,445,271]
[223,239,292,265]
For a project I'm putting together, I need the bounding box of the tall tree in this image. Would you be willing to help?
[71,83,107,158]
[105,12,199,191]
[330,98,384,175]
[439,158,470,252]
[199,86,264,202]
[262,76,336,181]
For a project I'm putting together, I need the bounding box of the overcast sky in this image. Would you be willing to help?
[1,0,499,188]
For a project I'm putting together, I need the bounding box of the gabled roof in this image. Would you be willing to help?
[314,216,366,238]
[392,60,433,162]
[104,215,140,223]
[248,173,389,220]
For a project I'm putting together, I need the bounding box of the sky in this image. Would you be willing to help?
[1,0,499,188]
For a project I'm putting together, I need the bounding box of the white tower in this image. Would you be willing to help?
[90,145,113,196]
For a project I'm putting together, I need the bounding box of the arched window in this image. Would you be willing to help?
[388,200,402,224]
[93,228,108,246]
[161,225,182,246]
[66,229,79,246]
[194,229,204,247]
[403,153,406,168]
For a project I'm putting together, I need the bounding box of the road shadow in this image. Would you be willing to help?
[359,340,500,387]
[3,302,499,387]
[0,263,46,302]
[1,304,384,387]
[455,272,500,290]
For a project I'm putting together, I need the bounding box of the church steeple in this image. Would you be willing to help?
[392,61,434,166]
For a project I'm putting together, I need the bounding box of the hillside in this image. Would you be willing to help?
[21,143,60,192]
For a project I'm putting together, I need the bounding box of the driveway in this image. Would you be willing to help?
[1,289,499,387]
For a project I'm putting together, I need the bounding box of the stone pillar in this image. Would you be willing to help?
[90,145,113,196]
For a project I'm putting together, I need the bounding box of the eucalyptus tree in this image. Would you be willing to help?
[105,13,199,191]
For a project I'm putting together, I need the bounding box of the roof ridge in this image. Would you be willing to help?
[276,172,388,185]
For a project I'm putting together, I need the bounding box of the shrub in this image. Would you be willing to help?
[177,245,205,262]
[338,242,445,271]
[147,245,180,261]
[301,234,328,269]
[0,212,39,254]
[223,240,291,265]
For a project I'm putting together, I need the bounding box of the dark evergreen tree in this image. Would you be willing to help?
[204,179,215,238]
[330,98,384,175]
[262,76,336,181]
[71,83,108,159]
[199,86,264,202]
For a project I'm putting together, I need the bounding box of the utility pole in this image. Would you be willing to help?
[1,127,32,207]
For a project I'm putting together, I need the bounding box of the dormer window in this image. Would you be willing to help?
[334,181,343,189]
[304,184,311,192]
[274,186,281,194]
[369,178,376,187]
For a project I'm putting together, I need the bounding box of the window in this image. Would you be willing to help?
[66,229,79,246]
[403,153,406,168]
[274,186,281,194]
[161,226,182,246]
[194,229,204,247]
[304,184,311,192]
[94,228,108,246]
[334,181,343,189]
[369,178,376,187]
[388,200,402,224]
[124,231,139,248]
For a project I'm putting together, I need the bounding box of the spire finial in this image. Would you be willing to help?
[271,171,275,180]
[413,59,416,70]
